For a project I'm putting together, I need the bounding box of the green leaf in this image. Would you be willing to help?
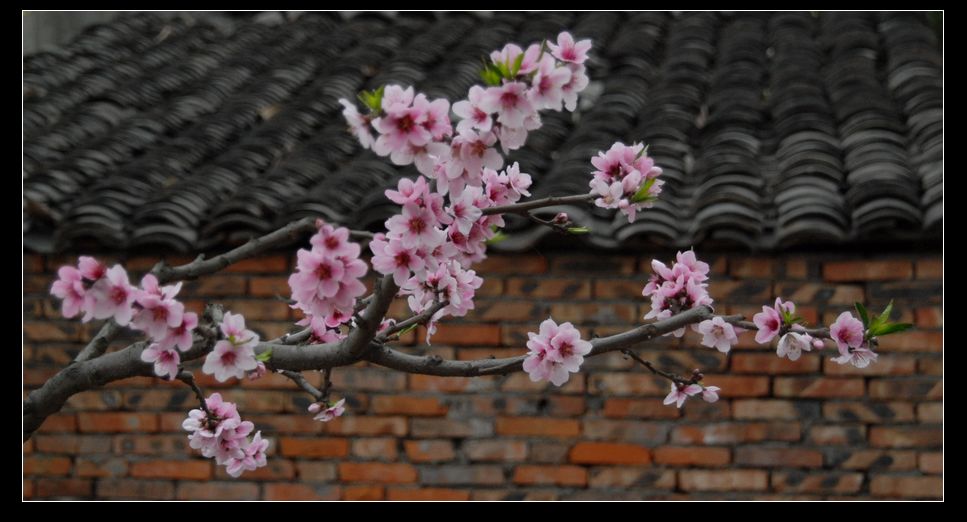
[511,51,525,76]
[356,85,385,113]
[871,323,913,336]
[630,178,657,203]
[255,349,272,362]
[854,302,870,329]
[567,226,590,234]
[480,64,502,86]
[396,323,419,336]
[485,230,509,245]
[871,300,894,331]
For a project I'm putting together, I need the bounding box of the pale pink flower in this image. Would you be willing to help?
[371,236,425,286]
[161,311,198,352]
[309,220,355,257]
[701,386,721,403]
[83,265,137,326]
[247,361,267,381]
[203,339,258,382]
[548,31,592,64]
[385,203,443,249]
[372,101,431,162]
[528,56,572,111]
[697,317,738,353]
[77,256,106,280]
[381,85,415,112]
[140,342,180,379]
[561,63,590,111]
[753,305,783,344]
[225,431,269,478]
[219,311,259,349]
[480,82,536,129]
[385,176,431,206]
[308,398,346,422]
[446,186,484,235]
[50,265,86,318]
[489,43,541,75]
[830,311,865,355]
[133,274,185,338]
[452,85,493,133]
[338,98,374,149]
[776,332,813,361]
[663,382,703,408]
[505,162,532,198]
[523,318,591,386]
[676,249,710,281]
[414,94,452,141]
[831,346,879,368]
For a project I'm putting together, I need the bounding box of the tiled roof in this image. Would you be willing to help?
[23,11,943,254]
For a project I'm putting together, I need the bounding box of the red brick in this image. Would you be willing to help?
[295,461,337,482]
[34,434,111,454]
[870,475,943,499]
[582,420,668,444]
[731,353,819,374]
[23,480,34,499]
[773,377,865,398]
[279,437,349,458]
[917,402,943,423]
[184,274,247,296]
[733,399,809,420]
[352,438,398,460]
[553,255,635,275]
[371,395,447,416]
[735,447,823,468]
[680,470,768,491]
[569,442,651,465]
[496,417,580,438]
[421,323,501,345]
[671,422,801,444]
[919,452,943,474]
[730,257,775,278]
[95,478,172,500]
[868,378,942,400]
[411,418,492,438]
[248,276,289,296]
[420,465,504,486]
[35,478,94,499]
[342,485,385,500]
[914,306,943,328]
[323,416,408,437]
[404,439,455,463]
[870,427,942,448]
[475,300,547,321]
[331,367,405,391]
[75,457,128,478]
[387,488,471,501]
[35,413,77,433]
[822,401,916,423]
[264,483,341,500]
[218,299,289,320]
[548,302,638,324]
[224,255,288,273]
[513,465,587,486]
[77,412,157,433]
[175,482,259,500]
[23,321,90,342]
[477,254,547,274]
[919,358,943,375]
[603,398,681,419]
[772,471,864,494]
[654,446,731,467]
[113,434,189,454]
[823,260,913,282]
[707,280,771,302]
[915,258,942,279]
[23,254,45,274]
[23,456,71,476]
[809,425,867,445]
[830,450,916,471]
[476,277,504,297]
[130,459,212,480]
[464,440,528,461]
[589,468,677,489]
[876,331,943,352]
[589,373,665,396]
[408,374,496,393]
[339,462,417,483]
[500,372,586,393]
[703,375,770,397]
[593,279,646,299]
[785,258,809,279]
[503,396,586,417]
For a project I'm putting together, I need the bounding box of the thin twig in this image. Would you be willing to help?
[482,193,595,216]
[279,369,324,401]
[176,370,213,420]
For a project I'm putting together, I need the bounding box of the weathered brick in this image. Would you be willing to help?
[279,438,349,458]
[35,478,94,499]
[339,462,417,483]
[419,465,504,486]
[733,399,820,420]
[731,353,819,374]
[809,425,867,445]
[653,446,731,467]
[183,275,247,296]
[568,441,650,465]
[264,483,341,501]
[772,471,864,494]
[387,488,471,501]
[548,302,638,324]
[404,440,455,463]
[529,441,570,464]
[77,412,158,433]
[671,422,801,444]
[588,468,676,489]
[915,258,942,279]
[371,395,448,416]
[502,396,586,417]
[784,258,810,279]
[130,459,212,480]
[775,282,864,305]
[868,378,942,400]
[223,255,288,273]
[96,478,172,500]
[23,456,71,476]
[823,260,912,281]
[680,470,768,491]
[582,420,668,444]
[917,402,943,423]
[821,401,916,423]
[914,306,943,328]
[342,485,385,500]
[870,427,942,448]
[474,300,548,321]
[730,257,775,278]
[552,255,635,275]
[322,416,408,437]
[295,461,337,482]
[513,465,587,486]
[593,279,646,299]
[603,398,681,419]
[421,324,501,345]
[589,373,665,396]
[477,255,547,274]
[707,280,771,302]
[408,374,496,393]
[351,438,398,460]
[411,418,492,438]
[175,482,259,501]
[35,413,77,433]
[919,452,943,474]
[75,456,128,478]
[703,375,770,397]
[773,377,865,398]
[825,449,916,471]
[870,475,943,499]
[735,447,823,468]
[248,276,289,297]
[34,434,112,454]
[464,440,528,461]
[496,417,580,438]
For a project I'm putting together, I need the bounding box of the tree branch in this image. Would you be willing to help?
[482,193,595,216]
[73,320,122,363]
[278,370,324,401]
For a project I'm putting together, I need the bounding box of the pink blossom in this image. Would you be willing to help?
[248,362,267,381]
[288,233,368,323]
[562,63,590,111]
[371,236,425,286]
[338,98,374,149]
[452,85,493,133]
[446,186,484,235]
[83,265,137,326]
[548,31,592,64]
[219,311,259,349]
[77,256,106,280]
[830,311,865,355]
[308,398,346,422]
[663,382,703,408]
[385,175,431,206]
[183,393,266,476]
[831,346,878,368]
[133,274,185,339]
[203,340,259,382]
[505,162,532,198]
[381,85,414,112]
[50,265,86,318]
[140,342,180,379]
[528,56,572,111]
[309,220,356,257]
[523,318,592,386]
[489,43,541,76]
[372,96,431,162]
[753,305,783,344]
[701,386,721,403]
[676,250,710,281]
[776,332,813,361]
[161,311,198,352]
[385,203,443,249]
[225,431,269,478]
[480,82,536,129]
[697,317,738,353]
[643,251,713,338]
[414,94,452,141]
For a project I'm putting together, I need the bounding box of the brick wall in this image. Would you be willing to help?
[23,250,943,500]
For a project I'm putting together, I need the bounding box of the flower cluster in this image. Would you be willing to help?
[308,398,346,423]
[202,312,261,382]
[589,142,664,222]
[50,257,197,380]
[642,250,713,337]
[523,318,592,386]
[288,220,368,329]
[182,393,268,477]
[663,382,720,408]
[829,311,878,368]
